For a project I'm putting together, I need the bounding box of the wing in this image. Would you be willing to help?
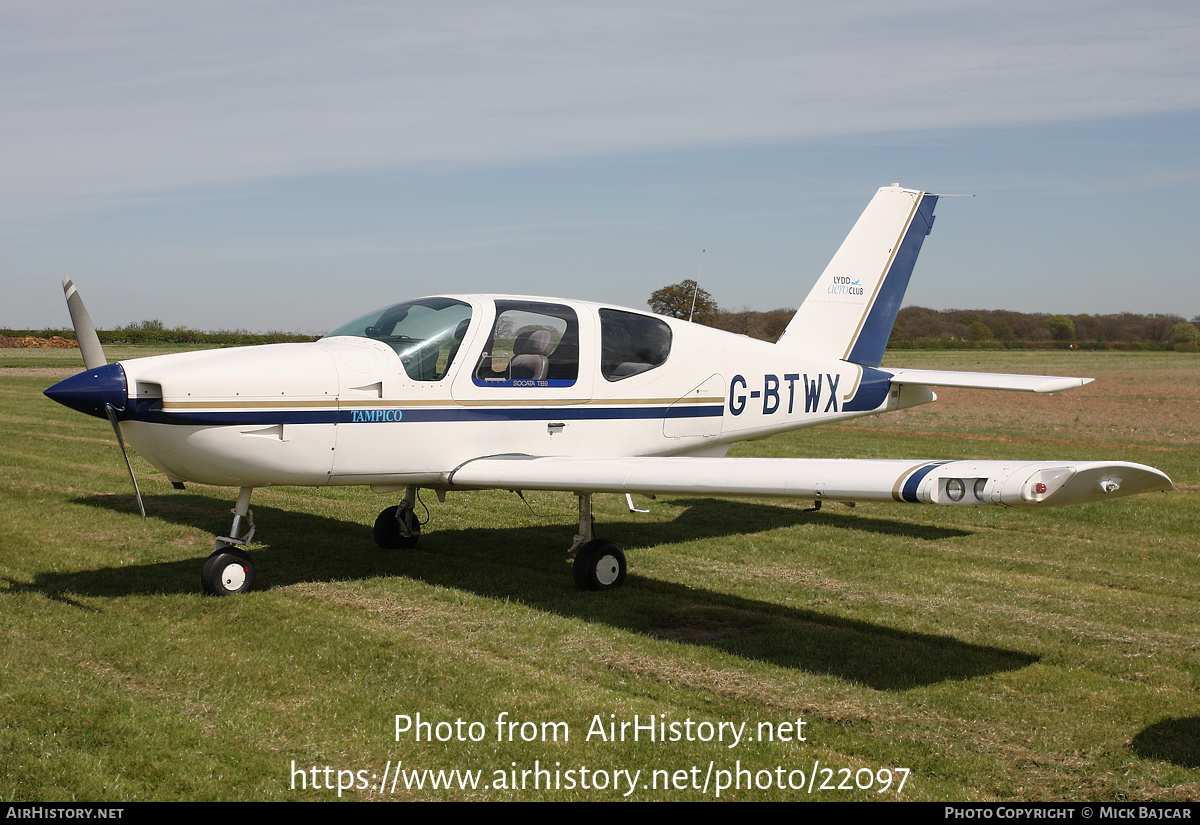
[447,455,1171,508]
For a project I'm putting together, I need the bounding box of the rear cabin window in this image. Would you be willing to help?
[474,301,579,387]
[600,309,672,381]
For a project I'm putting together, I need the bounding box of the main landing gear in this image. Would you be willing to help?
[373,486,422,550]
[370,488,627,590]
[569,492,627,591]
[370,488,626,591]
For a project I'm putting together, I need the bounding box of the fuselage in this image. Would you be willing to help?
[46,294,934,489]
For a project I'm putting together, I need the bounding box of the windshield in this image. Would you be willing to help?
[324,297,472,381]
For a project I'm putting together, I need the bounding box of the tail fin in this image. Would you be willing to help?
[776,184,938,367]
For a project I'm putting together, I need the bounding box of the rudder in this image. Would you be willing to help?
[776,185,938,367]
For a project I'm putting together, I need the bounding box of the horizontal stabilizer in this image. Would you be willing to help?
[447,455,1171,508]
[885,369,1093,394]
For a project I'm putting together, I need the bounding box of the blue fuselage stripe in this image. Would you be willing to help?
[841,368,892,412]
[127,404,725,426]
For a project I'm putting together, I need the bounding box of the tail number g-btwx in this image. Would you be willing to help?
[729,373,841,416]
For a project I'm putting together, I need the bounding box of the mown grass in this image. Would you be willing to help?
[1,349,1197,801]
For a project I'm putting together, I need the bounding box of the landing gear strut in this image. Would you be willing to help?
[569,492,627,591]
[374,485,421,549]
[197,486,626,595]
[202,486,257,596]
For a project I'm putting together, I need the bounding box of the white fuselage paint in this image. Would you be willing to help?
[117,296,921,490]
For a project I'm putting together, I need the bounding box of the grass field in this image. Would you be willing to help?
[1,348,1197,801]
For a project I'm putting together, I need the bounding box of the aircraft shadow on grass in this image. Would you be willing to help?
[626,497,972,547]
[1130,717,1200,769]
[11,491,1031,691]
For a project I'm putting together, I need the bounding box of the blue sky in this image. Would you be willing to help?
[4,1,1199,332]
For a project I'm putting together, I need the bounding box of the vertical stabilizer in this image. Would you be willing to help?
[776,185,937,367]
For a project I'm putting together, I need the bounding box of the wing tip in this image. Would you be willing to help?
[1033,376,1093,393]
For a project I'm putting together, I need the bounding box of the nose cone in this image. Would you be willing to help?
[45,362,129,419]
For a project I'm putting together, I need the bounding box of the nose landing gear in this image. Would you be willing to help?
[202,486,257,596]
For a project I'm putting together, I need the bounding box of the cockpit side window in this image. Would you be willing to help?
[600,308,672,381]
[324,298,472,381]
[474,301,579,387]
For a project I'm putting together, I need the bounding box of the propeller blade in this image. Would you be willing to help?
[62,278,107,370]
[59,279,144,517]
[105,404,146,519]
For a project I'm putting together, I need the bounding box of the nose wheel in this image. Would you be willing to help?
[201,547,256,595]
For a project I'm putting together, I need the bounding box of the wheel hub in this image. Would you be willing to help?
[221,563,247,591]
[594,554,620,586]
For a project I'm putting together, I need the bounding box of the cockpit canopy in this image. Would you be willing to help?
[326,296,674,384]
[325,297,472,381]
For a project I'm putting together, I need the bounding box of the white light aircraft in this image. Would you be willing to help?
[45,184,1172,596]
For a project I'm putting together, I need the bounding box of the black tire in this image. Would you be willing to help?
[201,547,256,596]
[374,505,420,550]
[572,540,626,591]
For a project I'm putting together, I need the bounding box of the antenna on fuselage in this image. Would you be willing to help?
[688,250,705,323]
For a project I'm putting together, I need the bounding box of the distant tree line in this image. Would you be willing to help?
[885,307,1199,351]
[8,293,1199,353]
[0,319,317,346]
[648,280,1200,352]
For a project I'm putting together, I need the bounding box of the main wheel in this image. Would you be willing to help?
[201,547,256,596]
[374,505,421,549]
[572,539,626,591]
